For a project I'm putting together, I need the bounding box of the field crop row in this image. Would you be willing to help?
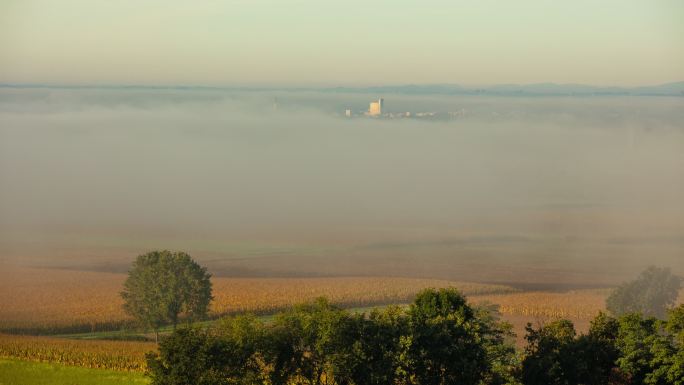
[0,333,154,372]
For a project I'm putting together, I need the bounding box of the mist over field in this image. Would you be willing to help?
[1,88,683,287]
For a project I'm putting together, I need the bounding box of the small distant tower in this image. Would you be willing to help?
[368,98,384,116]
[345,108,352,118]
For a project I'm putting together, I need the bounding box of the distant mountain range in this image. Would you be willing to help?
[2,81,683,96]
[323,81,684,97]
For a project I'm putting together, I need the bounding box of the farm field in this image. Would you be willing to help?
[0,265,515,334]
[0,266,682,376]
[3,264,681,336]
[2,264,682,370]
[0,358,148,385]
[469,289,610,345]
[473,288,683,345]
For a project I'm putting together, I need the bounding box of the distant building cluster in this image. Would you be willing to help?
[343,98,467,121]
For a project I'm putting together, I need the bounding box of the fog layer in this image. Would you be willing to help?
[1,88,683,286]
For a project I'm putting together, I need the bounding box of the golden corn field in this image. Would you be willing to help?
[3,265,682,334]
[210,277,515,315]
[0,267,130,334]
[0,333,153,372]
[470,289,611,320]
[473,288,684,321]
[2,264,682,361]
[473,289,684,347]
[0,265,514,334]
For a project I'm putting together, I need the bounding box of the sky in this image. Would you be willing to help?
[1,0,683,86]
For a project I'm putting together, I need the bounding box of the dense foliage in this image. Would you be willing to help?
[148,288,518,385]
[606,266,682,319]
[121,250,213,341]
[148,289,684,385]
[521,306,684,385]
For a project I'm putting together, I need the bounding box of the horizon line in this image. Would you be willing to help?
[1,80,683,90]
[1,81,682,98]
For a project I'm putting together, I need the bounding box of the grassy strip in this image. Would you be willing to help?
[0,358,148,385]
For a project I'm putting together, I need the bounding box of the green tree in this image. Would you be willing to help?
[521,315,627,385]
[264,298,362,385]
[121,250,212,341]
[613,306,684,385]
[147,316,269,385]
[355,306,412,385]
[406,288,491,385]
[606,266,682,319]
[146,327,226,385]
[214,315,269,385]
[521,320,577,385]
[473,303,521,385]
[615,313,675,385]
[664,305,684,385]
[582,312,622,384]
[666,305,684,344]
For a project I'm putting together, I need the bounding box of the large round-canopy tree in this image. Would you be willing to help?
[121,250,212,342]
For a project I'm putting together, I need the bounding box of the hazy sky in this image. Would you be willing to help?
[1,0,683,86]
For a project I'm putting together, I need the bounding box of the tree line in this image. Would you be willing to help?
[121,252,683,384]
[145,290,684,385]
